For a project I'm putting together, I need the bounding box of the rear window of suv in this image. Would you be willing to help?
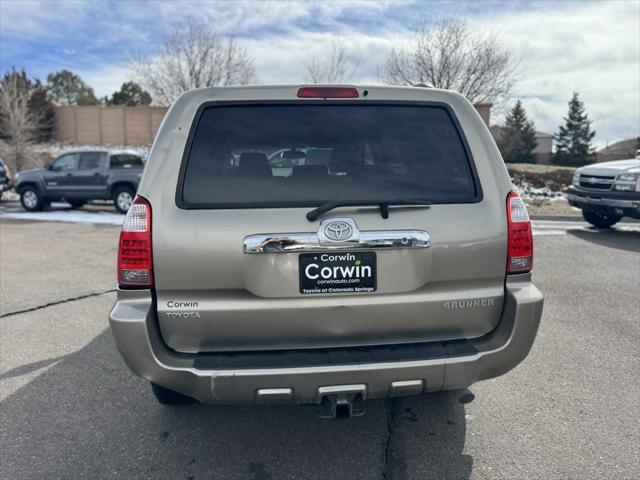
[178,103,479,208]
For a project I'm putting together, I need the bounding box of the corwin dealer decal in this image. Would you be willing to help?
[165,300,201,319]
[299,252,377,294]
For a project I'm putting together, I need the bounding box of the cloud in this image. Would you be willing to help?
[76,63,133,99]
[242,1,639,146]
[1,0,638,147]
[0,1,88,40]
[472,0,640,146]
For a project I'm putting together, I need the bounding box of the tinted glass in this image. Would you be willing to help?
[181,104,477,208]
[51,154,78,171]
[110,154,143,169]
[78,152,102,170]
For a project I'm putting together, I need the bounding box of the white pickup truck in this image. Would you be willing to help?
[567,157,640,228]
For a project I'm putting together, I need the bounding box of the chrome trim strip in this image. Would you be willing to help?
[243,230,430,254]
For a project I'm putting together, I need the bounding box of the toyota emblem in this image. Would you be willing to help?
[324,221,353,241]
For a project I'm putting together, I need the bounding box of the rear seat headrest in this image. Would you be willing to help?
[237,152,272,177]
[330,146,361,173]
[292,165,329,178]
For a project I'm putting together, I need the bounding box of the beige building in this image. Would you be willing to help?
[533,131,553,164]
[474,103,492,127]
[597,138,639,162]
[489,125,553,164]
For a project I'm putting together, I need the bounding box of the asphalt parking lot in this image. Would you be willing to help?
[1,213,639,479]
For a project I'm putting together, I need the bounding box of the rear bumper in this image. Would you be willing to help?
[566,188,640,218]
[108,275,543,404]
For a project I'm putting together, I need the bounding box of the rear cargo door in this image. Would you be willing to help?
[153,102,506,353]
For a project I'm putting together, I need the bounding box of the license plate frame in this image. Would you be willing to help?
[299,252,377,294]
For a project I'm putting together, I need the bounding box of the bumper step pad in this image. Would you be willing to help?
[194,339,477,370]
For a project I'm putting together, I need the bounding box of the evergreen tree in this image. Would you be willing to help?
[46,69,99,106]
[498,100,538,163]
[107,81,152,106]
[553,92,596,166]
[28,78,55,141]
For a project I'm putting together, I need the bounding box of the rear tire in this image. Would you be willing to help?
[20,187,44,212]
[150,382,196,405]
[68,200,86,209]
[113,186,134,213]
[582,211,621,229]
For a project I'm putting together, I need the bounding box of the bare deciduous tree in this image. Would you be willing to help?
[383,19,518,105]
[0,69,49,172]
[302,40,359,84]
[130,19,257,105]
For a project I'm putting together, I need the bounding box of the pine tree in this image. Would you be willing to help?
[498,100,538,163]
[107,82,152,106]
[27,78,55,141]
[46,69,99,106]
[553,92,596,166]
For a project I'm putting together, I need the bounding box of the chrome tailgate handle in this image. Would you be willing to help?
[244,218,430,254]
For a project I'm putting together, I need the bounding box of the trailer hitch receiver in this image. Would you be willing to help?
[318,385,366,418]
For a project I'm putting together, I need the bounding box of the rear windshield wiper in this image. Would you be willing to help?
[306,199,432,222]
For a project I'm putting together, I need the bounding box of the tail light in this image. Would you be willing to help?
[118,196,153,287]
[506,190,533,274]
[297,86,359,98]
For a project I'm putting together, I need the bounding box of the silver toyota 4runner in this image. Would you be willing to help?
[109,85,543,417]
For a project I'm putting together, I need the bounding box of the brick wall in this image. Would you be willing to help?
[53,106,169,145]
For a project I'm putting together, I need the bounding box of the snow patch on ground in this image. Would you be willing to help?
[1,210,124,225]
[33,143,151,159]
[512,179,566,202]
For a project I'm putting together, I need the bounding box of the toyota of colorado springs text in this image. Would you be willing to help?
[108,85,544,418]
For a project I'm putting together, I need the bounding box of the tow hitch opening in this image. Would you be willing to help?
[319,392,365,419]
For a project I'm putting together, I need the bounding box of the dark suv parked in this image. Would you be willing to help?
[14,149,144,213]
[0,158,13,200]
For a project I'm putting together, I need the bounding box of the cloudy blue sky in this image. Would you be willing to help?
[1,0,638,147]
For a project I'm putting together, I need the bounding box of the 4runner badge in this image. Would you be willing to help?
[443,298,495,309]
